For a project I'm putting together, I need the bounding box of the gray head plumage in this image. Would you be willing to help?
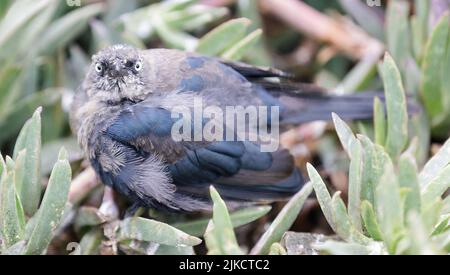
[85,44,150,104]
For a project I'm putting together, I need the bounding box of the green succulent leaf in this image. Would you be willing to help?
[0,0,53,49]
[0,88,61,145]
[74,207,107,231]
[172,205,271,237]
[431,214,449,236]
[196,18,251,56]
[421,165,450,207]
[358,136,384,206]
[307,163,336,233]
[153,15,198,50]
[348,139,363,232]
[0,66,21,106]
[420,13,450,125]
[419,138,450,187]
[386,0,412,71]
[117,217,201,247]
[361,200,383,241]
[315,240,385,255]
[331,192,370,244]
[381,53,408,159]
[420,198,443,235]
[24,147,72,255]
[250,182,313,255]
[78,228,103,255]
[12,107,42,217]
[221,29,263,61]
[398,148,421,216]
[375,158,405,254]
[0,159,25,248]
[34,3,106,56]
[404,212,442,255]
[411,0,429,60]
[154,244,195,255]
[0,153,5,181]
[332,113,357,156]
[373,97,386,146]
[204,186,242,255]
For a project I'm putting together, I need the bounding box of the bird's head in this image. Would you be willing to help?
[85,44,150,104]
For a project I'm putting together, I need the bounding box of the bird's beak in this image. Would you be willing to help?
[108,63,127,78]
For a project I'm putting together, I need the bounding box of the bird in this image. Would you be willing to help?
[70,44,395,214]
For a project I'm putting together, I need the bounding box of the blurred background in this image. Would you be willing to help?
[0,0,449,254]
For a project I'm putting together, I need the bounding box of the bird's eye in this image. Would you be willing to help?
[134,61,142,71]
[95,63,103,73]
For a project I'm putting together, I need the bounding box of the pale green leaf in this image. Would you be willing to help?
[117,217,201,247]
[78,228,102,255]
[153,15,198,50]
[386,0,412,70]
[154,244,195,255]
[12,108,42,217]
[0,88,61,145]
[404,212,442,255]
[358,135,387,206]
[250,182,313,255]
[421,165,450,207]
[307,163,336,233]
[419,138,450,187]
[411,0,429,60]
[196,18,251,56]
[332,113,357,156]
[24,148,72,255]
[348,139,363,232]
[204,186,242,255]
[381,53,408,159]
[315,240,385,255]
[0,160,24,248]
[373,97,386,146]
[421,198,443,235]
[375,158,405,254]
[331,192,370,244]
[221,29,262,61]
[420,13,450,120]
[361,200,383,241]
[34,3,106,56]
[172,205,271,237]
[74,207,106,231]
[398,149,421,216]
[431,214,449,236]
[0,0,53,49]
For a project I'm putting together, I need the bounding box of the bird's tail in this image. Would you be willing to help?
[261,84,419,126]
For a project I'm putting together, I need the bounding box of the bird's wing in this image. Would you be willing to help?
[217,58,384,124]
[218,59,294,79]
[105,101,304,203]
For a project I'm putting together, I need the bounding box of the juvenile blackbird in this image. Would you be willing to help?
[71,44,387,213]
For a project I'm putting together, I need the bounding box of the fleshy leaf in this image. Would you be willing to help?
[204,186,242,255]
[196,18,251,56]
[24,147,72,255]
[117,217,201,247]
[250,182,313,255]
[381,53,408,159]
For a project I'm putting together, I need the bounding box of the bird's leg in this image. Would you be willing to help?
[99,186,119,221]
